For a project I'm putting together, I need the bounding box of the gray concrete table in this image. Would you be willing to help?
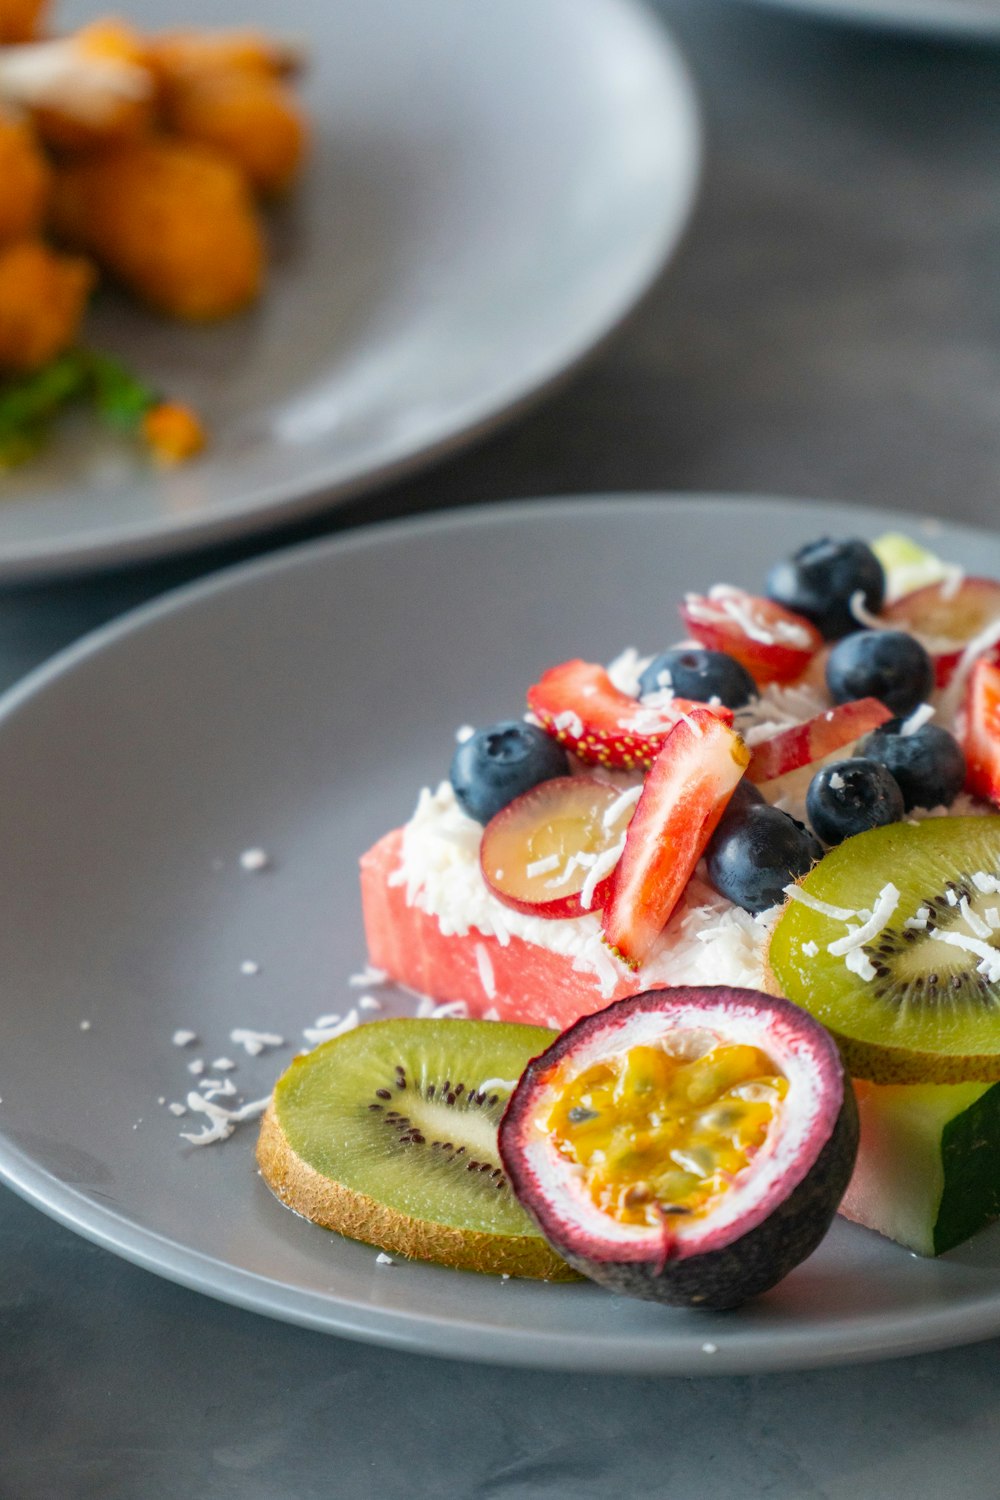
[3,3,1000,1496]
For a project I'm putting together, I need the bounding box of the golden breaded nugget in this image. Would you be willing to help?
[0,239,93,372]
[147,28,301,82]
[0,111,50,245]
[161,70,306,196]
[51,136,264,320]
[31,18,156,153]
[0,0,49,43]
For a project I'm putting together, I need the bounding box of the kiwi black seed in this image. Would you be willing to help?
[256,1017,578,1279]
[768,817,1000,1084]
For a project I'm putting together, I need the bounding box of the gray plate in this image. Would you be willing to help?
[2,495,1000,1375]
[0,0,699,580]
[738,0,1000,38]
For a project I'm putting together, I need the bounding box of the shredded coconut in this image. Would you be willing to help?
[580,835,626,910]
[240,960,260,976]
[172,1029,196,1047]
[475,943,497,1000]
[211,1057,236,1071]
[526,853,561,879]
[553,709,584,738]
[200,1077,237,1101]
[359,995,383,1012]
[960,896,994,941]
[230,1028,284,1056]
[375,1252,394,1265]
[827,885,900,957]
[239,847,270,871]
[605,647,650,698]
[783,886,860,923]
[602,784,642,829]
[455,725,475,743]
[349,965,389,988]
[303,1009,359,1046]
[416,996,470,1019]
[828,772,845,791]
[901,703,935,736]
[801,940,819,958]
[187,1058,205,1076]
[480,1077,517,1092]
[844,948,878,982]
[180,1091,270,1146]
[928,928,1000,983]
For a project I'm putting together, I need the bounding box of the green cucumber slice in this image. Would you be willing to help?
[841,1080,1000,1255]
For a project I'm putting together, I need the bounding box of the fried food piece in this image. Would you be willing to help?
[160,70,306,196]
[0,0,49,44]
[147,28,302,81]
[0,239,93,372]
[148,29,307,195]
[141,400,205,465]
[0,110,50,245]
[51,137,264,320]
[29,19,155,153]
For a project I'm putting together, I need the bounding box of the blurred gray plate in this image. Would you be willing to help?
[739,0,1000,37]
[2,495,1000,1375]
[0,0,699,580]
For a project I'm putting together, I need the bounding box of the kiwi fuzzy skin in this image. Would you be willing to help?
[256,1101,579,1281]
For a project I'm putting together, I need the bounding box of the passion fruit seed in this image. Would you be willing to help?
[547,1042,787,1228]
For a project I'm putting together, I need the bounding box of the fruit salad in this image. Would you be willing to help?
[257,531,1000,1306]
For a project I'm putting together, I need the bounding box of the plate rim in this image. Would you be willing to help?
[733,0,1000,39]
[5,490,1000,1374]
[0,0,701,583]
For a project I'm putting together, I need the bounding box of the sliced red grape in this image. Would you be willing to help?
[884,577,1000,687]
[480,776,638,919]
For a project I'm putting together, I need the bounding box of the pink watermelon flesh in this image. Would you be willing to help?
[360,830,645,1031]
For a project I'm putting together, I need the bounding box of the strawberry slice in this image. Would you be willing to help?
[680,587,823,685]
[884,577,1000,688]
[480,776,636,919]
[746,697,892,784]
[601,710,750,966]
[527,659,733,772]
[963,658,1000,806]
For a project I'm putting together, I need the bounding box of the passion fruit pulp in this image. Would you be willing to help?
[498,986,858,1310]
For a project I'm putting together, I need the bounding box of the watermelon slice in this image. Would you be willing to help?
[360,829,645,1032]
[841,1079,1000,1256]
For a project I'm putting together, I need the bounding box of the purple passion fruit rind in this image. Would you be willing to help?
[498,986,859,1310]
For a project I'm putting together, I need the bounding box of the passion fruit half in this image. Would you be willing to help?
[498,986,858,1309]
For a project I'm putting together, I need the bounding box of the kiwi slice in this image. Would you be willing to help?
[768,817,1000,1084]
[256,1017,577,1279]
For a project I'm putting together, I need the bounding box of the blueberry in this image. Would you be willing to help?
[638,647,757,709]
[859,720,967,811]
[766,538,885,640]
[806,758,905,846]
[450,721,569,824]
[706,803,822,914]
[825,630,934,717]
